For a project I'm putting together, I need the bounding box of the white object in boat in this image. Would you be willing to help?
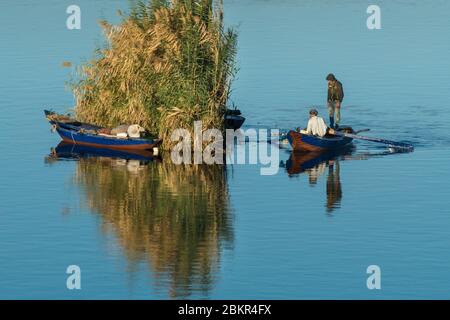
[127,125,146,138]
[116,132,128,138]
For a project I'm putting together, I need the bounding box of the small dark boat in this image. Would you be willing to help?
[225,109,245,130]
[286,127,354,152]
[45,110,161,151]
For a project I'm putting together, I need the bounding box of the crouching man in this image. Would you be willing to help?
[300,108,329,137]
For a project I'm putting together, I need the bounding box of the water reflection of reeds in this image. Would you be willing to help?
[74,155,233,298]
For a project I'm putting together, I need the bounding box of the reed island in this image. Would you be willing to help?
[72,0,238,149]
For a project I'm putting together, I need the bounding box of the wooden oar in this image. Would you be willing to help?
[331,129,414,151]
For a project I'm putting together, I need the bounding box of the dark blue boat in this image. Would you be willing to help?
[225,109,245,130]
[45,110,161,151]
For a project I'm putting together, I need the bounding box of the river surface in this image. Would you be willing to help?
[1,0,450,299]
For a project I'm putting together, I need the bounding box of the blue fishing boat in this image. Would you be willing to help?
[286,127,354,152]
[45,110,161,151]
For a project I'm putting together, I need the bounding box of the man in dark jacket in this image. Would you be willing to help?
[326,73,344,129]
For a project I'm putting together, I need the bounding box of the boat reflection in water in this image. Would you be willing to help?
[284,146,399,214]
[285,147,354,214]
[46,141,160,163]
[46,142,233,298]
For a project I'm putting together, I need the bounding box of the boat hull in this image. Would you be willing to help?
[287,130,353,152]
[225,115,246,130]
[56,127,158,151]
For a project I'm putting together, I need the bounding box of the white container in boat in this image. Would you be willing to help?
[116,132,128,138]
[127,125,145,138]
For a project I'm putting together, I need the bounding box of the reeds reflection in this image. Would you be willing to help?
[49,143,233,298]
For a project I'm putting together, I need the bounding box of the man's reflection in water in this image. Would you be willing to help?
[304,160,342,213]
[286,150,347,214]
[284,148,397,214]
[307,162,326,186]
[325,160,342,213]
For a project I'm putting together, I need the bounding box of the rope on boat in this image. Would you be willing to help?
[70,130,76,144]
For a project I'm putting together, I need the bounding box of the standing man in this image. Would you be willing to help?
[326,73,344,129]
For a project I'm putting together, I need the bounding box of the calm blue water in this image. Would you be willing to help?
[1,0,450,299]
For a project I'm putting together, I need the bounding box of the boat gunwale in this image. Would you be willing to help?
[54,123,157,144]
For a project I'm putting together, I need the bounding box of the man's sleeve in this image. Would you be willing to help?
[306,119,312,134]
[339,82,344,102]
[319,118,328,136]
